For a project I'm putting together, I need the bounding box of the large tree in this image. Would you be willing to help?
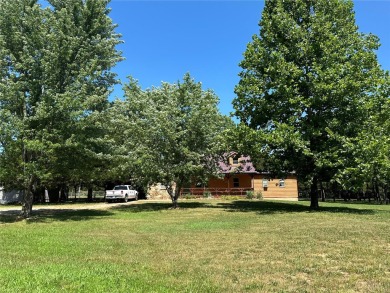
[0,0,122,217]
[233,0,384,208]
[112,74,230,208]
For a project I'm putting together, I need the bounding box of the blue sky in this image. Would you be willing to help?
[106,1,390,116]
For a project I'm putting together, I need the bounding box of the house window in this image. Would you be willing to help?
[232,155,239,165]
[279,179,285,188]
[233,178,239,188]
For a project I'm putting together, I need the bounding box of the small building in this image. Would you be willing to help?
[0,187,23,204]
[181,153,298,201]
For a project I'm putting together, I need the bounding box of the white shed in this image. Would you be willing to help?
[0,187,23,204]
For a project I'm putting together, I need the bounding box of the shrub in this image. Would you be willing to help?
[246,190,254,200]
[255,191,263,200]
[203,191,212,199]
[183,193,193,200]
[221,195,243,200]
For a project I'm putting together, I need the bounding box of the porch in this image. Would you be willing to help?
[180,187,253,197]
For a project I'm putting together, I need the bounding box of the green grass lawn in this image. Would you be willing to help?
[1,200,389,292]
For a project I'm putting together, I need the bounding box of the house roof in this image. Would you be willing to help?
[219,154,260,174]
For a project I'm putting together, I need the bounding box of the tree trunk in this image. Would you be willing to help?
[170,185,181,209]
[172,196,179,209]
[48,187,60,202]
[167,181,182,209]
[20,140,35,218]
[310,176,319,209]
[87,187,93,202]
[60,185,68,202]
[320,182,325,202]
[21,184,34,219]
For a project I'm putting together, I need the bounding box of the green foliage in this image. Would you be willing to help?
[183,193,195,200]
[220,195,244,200]
[110,74,231,205]
[203,191,212,199]
[245,190,254,199]
[333,75,390,198]
[233,0,386,207]
[255,191,263,200]
[0,0,122,216]
[245,190,263,200]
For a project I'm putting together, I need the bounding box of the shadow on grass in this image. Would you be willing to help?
[111,200,378,215]
[1,200,380,224]
[112,201,210,213]
[215,200,377,215]
[0,208,114,224]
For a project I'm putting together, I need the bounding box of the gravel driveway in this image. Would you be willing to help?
[0,201,138,216]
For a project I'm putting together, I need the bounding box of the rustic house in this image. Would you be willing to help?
[181,153,298,201]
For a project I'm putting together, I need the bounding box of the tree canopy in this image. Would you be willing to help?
[233,0,386,208]
[110,74,231,207]
[0,0,122,217]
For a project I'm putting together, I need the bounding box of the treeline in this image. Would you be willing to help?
[1,0,389,218]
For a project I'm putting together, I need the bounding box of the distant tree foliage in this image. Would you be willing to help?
[0,0,122,217]
[111,74,231,208]
[233,0,386,208]
[334,76,390,203]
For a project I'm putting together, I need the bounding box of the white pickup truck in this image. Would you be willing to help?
[105,185,138,203]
